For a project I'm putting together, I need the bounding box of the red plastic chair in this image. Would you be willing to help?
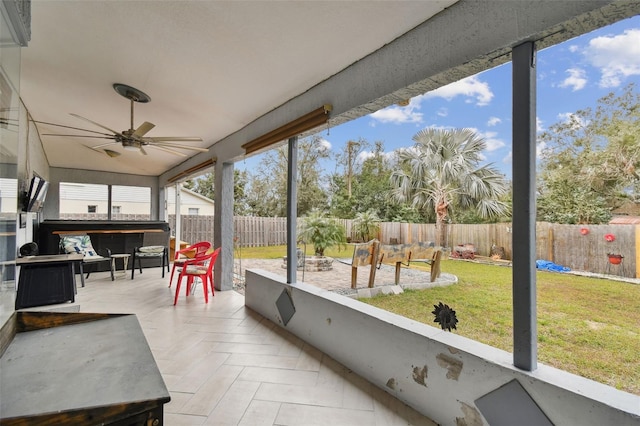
[174,247,220,305]
[169,241,212,288]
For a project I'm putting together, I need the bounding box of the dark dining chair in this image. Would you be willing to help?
[131,231,170,279]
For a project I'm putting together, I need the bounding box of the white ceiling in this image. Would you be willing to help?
[20,0,457,176]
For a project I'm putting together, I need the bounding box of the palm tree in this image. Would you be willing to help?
[298,210,347,256]
[390,128,510,246]
[353,210,381,242]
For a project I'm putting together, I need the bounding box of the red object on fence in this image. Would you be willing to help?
[607,253,623,265]
[580,228,589,235]
[604,233,615,242]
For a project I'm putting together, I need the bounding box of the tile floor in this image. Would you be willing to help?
[42,268,436,426]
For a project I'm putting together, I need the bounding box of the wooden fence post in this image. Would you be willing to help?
[368,240,380,288]
[636,225,640,278]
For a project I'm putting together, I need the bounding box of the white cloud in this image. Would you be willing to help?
[317,138,332,151]
[536,117,544,133]
[358,151,374,163]
[421,75,494,106]
[357,150,395,165]
[568,45,579,53]
[559,68,587,91]
[437,107,448,117]
[502,151,512,165]
[536,141,546,159]
[477,131,505,152]
[557,112,588,129]
[370,100,423,125]
[487,116,501,127]
[585,28,640,88]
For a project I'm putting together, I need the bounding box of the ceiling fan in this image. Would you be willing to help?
[37,83,209,157]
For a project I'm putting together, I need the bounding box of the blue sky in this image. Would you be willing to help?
[242,15,640,180]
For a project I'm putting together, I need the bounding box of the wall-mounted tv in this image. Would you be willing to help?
[23,175,49,212]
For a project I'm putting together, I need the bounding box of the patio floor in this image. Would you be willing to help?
[235,258,457,296]
[26,267,436,425]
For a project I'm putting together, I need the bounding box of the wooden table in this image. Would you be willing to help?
[1,311,170,424]
[15,254,84,310]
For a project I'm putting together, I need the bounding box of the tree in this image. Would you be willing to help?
[352,210,381,242]
[330,140,406,220]
[183,173,214,199]
[298,209,346,256]
[183,169,250,215]
[244,135,330,217]
[390,128,510,246]
[337,138,367,199]
[537,83,640,223]
[233,170,250,215]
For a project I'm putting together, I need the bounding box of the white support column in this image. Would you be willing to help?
[174,183,182,257]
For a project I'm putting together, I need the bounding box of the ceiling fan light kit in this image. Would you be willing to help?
[36,83,207,157]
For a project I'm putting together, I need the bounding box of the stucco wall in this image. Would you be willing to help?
[245,269,640,426]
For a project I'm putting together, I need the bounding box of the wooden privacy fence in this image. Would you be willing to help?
[169,216,638,278]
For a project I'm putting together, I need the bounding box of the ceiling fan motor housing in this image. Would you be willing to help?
[113,83,151,103]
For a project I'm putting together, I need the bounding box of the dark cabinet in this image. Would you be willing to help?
[15,254,83,310]
[1,312,170,424]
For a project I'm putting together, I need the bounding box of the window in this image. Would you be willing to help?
[112,185,151,220]
[60,183,108,219]
[188,208,199,215]
[59,182,152,220]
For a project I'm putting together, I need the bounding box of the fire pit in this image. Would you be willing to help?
[282,249,334,272]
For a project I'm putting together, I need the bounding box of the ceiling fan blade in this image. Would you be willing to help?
[103,149,121,158]
[91,141,120,149]
[149,145,188,157]
[33,120,114,136]
[152,142,209,153]
[147,136,203,142]
[84,145,121,158]
[70,113,120,135]
[133,121,155,138]
[42,133,116,140]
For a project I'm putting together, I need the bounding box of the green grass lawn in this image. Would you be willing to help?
[237,245,640,395]
[363,259,640,395]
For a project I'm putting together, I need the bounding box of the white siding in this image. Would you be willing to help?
[57,182,214,216]
[0,178,17,213]
[166,186,215,215]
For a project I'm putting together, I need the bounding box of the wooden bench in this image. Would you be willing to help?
[351,240,443,288]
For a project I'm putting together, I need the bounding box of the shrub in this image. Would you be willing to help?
[298,210,346,256]
[353,210,381,242]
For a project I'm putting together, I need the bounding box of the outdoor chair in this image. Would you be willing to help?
[131,231,170,279]
[174,247,220,305]
[60,234,113,287]
[169,241,212,288]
